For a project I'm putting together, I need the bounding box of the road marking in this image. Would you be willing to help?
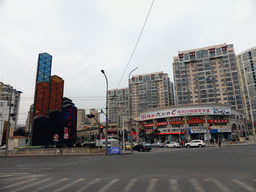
[3,174,45,181]
[147,179,158,192]
[10,178,53,192]
[189,179,206,192]
[123,179,138,192]
[77,178,102,192]
[34,178,69,192]
[98,179,120,192]
[170,179,180,192]
[0,173,29,175]
[210,179,230,192]
[232,179,256,192]
[53,178,85,192]
[1,178,37,189]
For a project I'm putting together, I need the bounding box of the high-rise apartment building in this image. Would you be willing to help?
[237,47,256,132]
[131,72,173,116]
[88,108,100,124]
[77,109,86,126]
[108,88,129,125]
[0,83,22,145]
[108,72,173,125]
[173,43,244,112]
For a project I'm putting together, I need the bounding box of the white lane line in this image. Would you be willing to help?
[210,179,230,192]
[53,178,85,192]
[10,178,53,192]
[34,178,69,192]
[2,178,37,189]
[0,174,15,178]
[123,179,138,192]
[189,179,206,192]
[232,179,256,192]
[98,179,120,192]
[76,178,102,192]
[147,179,158,192]
[170,179,180,192]
[4,174,45,181]
[0,173,29,177]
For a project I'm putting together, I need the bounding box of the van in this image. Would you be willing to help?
[101,139,119,147]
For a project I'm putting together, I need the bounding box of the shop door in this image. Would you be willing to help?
[199,135,204,140]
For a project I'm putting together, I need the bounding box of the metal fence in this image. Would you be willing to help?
[0,147,105,156]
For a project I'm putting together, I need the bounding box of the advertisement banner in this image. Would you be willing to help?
[208,119,229,123]
[108,147,121,154]
[140,106,231,121]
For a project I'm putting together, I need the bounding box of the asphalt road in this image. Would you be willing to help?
[0,146,255,192]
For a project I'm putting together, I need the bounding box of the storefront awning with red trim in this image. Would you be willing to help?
[157,132,185,135]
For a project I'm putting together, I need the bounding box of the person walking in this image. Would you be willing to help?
[218,140,221,147]
[180,140,184,147]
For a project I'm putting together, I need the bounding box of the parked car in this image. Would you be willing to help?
[125,143,136,150]
[0,145,6,150]
[133,143,152,152]
[166,142,181,148]
[151,142,165,148]
[185,140,205,148]
[81,141,96,148]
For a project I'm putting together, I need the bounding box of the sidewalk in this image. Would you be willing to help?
[205,139,256,147]
[0,149,133,157]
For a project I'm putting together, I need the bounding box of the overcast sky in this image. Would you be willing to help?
[0,0,256,124]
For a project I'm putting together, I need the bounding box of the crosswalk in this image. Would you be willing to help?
[0,173,255,192]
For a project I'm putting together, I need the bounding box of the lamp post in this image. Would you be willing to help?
[5,88,13,157]
[129,67,138,152]
[87,114,101,153]
[101,70,109,155]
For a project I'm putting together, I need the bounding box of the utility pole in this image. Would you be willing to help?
[5,90,13,157]
[129,67,138,152]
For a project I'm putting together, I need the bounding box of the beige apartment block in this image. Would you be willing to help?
[130,71,174,117]
[237,47,256,128]
[77,109,86,126]
[173,43,244,113]
[107,72,174,125]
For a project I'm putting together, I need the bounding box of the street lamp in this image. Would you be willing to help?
[129,67,138,152]
[4,87,14,157]
[101,70,109,155]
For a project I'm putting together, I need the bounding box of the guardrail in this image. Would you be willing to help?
[0,147,105,157]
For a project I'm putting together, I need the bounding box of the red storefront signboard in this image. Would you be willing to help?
[187,120,205,124]
[143,123,154,128]
[145,129,153,134]
[156,122,168,126]
[208,119,229,123]
[170,121,185,125]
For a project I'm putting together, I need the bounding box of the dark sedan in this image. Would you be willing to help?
[133,143,152,152]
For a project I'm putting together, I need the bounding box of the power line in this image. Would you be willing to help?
[116,0,155,90]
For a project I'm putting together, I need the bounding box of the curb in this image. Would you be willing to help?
[0,152,134,158]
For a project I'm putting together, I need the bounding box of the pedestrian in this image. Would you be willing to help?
[216,138,218,144]
[218,140,221,147]
[210,138,213,145]
[180,140,184,147]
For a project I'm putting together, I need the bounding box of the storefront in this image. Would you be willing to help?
[137,104,247,143]
[188,127,207,141]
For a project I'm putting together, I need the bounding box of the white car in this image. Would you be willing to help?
[0,145,6,150]
[185,140,205,148]
[166,142,181,148]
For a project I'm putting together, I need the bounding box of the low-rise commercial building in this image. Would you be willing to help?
[138,104,247,143]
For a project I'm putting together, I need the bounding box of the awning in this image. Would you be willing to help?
[156,132,185,135]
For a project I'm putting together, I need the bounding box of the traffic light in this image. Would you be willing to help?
[99,125,103,133]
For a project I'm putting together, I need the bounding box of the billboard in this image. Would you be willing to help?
[140,106,231,121]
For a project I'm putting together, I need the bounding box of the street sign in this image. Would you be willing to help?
[53,139,59,142]
[53,134,59,140]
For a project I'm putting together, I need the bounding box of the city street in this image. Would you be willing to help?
[0,145,255,192]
